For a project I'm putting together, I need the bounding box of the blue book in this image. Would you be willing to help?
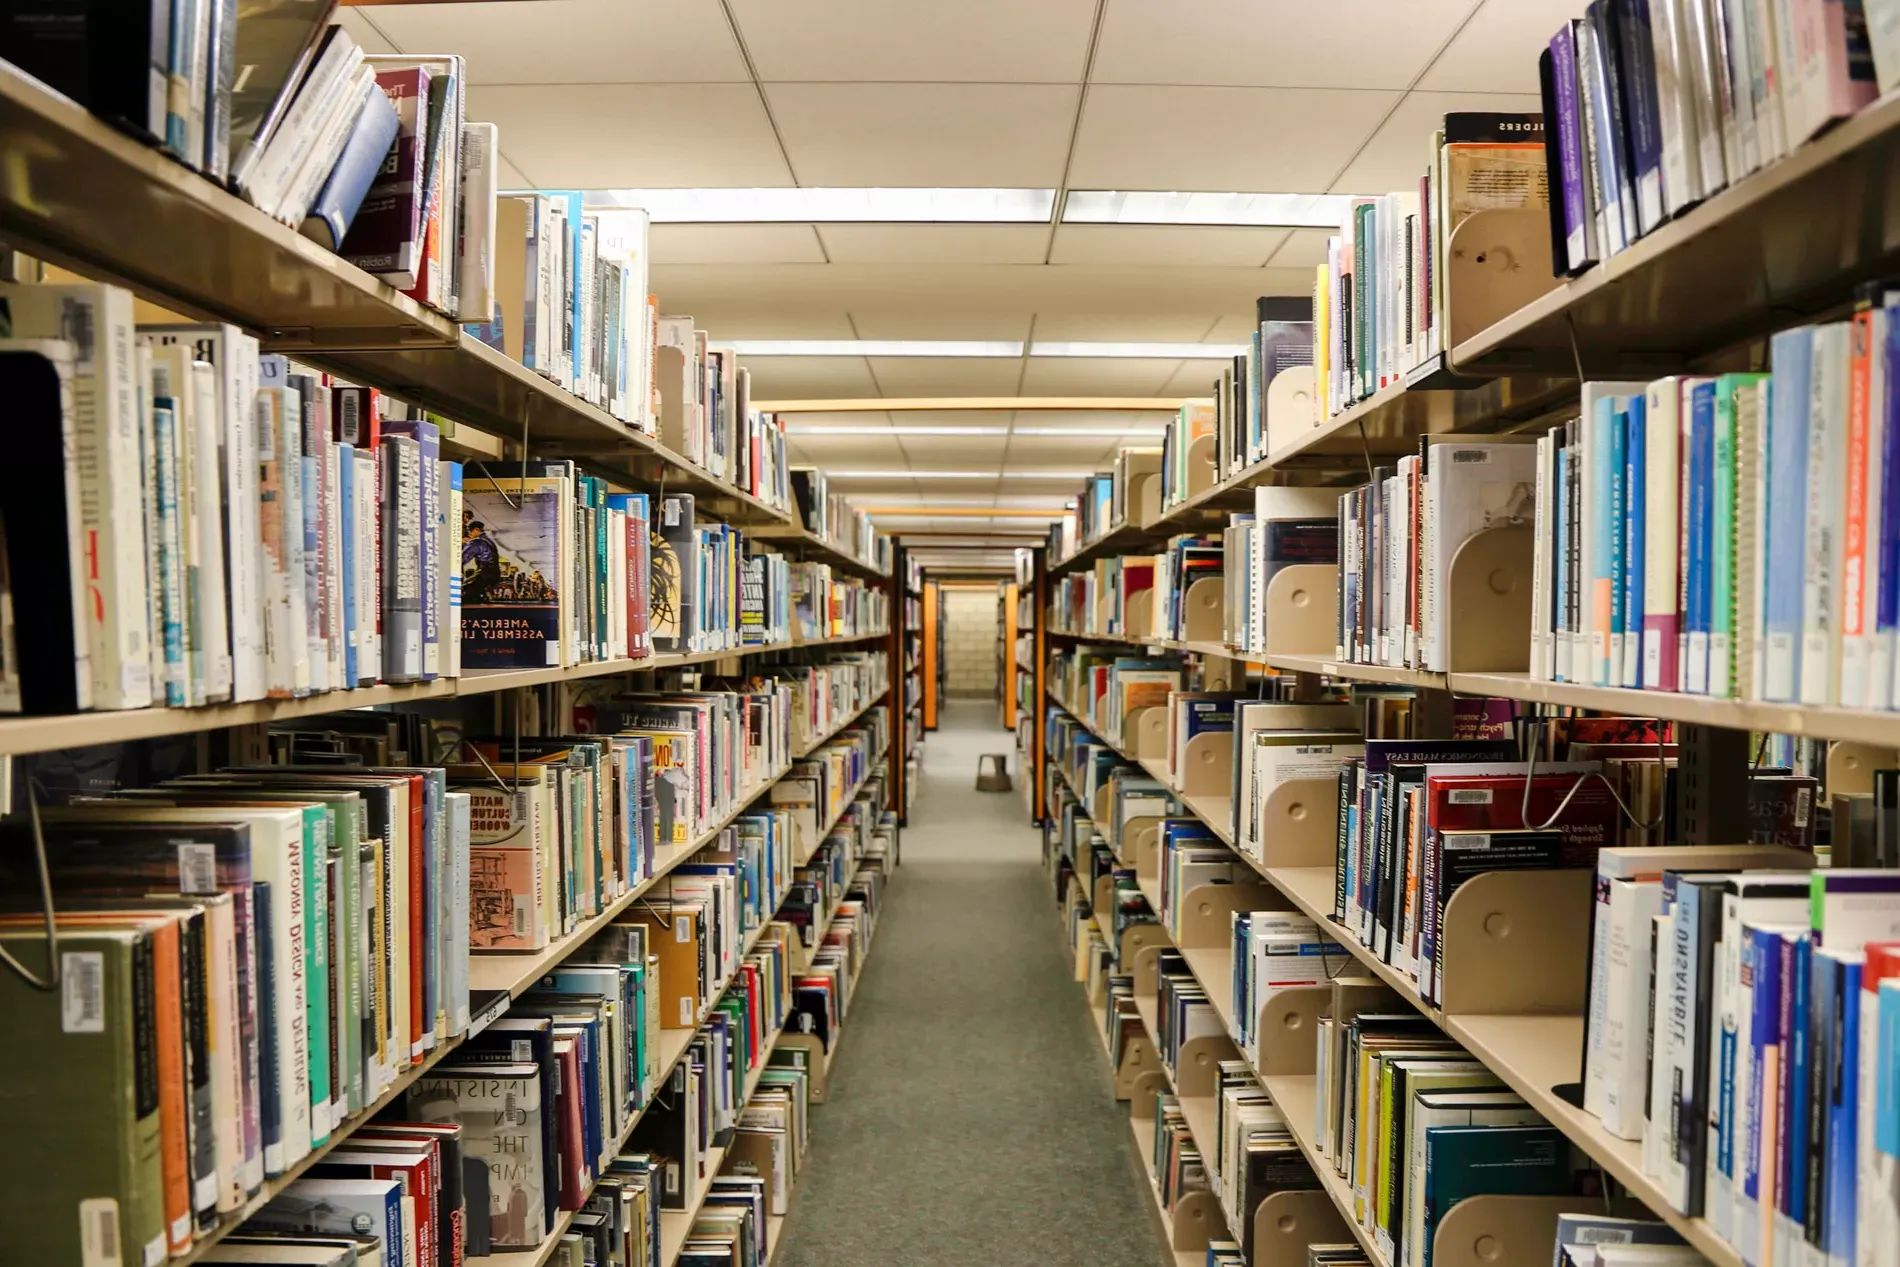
[1741,922,1786,1264]
[1766,331,1816,700]
[1783,932,1813,1248]
[1592,395,1619,684]
[1880,308,1900,704]
[1822,950,1860,1267]
[338,442,356,687]
[1609,395,1628,684]
[1686,380,1717,694]
[300,86,402,252]
[1623,393,1647,687]
[1880,979,1900,1158]
[384,419,441,679]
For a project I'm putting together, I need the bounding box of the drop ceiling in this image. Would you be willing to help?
[343,0,1569,545]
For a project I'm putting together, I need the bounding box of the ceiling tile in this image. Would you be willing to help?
[1418,0,1579,93]
[1159,362,1226,395]
[730,0,1096,81]
[650,224,827,265]
[1018,357,1190,396]
[844,309,1033,340]
[765,83,1078,186]
[1092,0,1476,90]
[1049,226,1288,267]
[349,0,747,84]
[783,433,906,464]
[816,225,1051,265]
[865,357,1026,396]
[897,435,1010,465]
[1265,227,1336,269]
[1328,89,1543,192]
[1068,86,1400,190]
[1027,312,1225,341]
[738,356,879,399]
[338,9,399,54]
[471,85,793,186]
[1012,409,1173,429]
[1005,434,1136,462]
[687,309,859,340]
[496,151,534,189]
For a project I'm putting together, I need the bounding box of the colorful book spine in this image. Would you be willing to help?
[1765,327,1814,701]
[1686,379,1716,695]
[1609,395,1629,686]
[1845,308,1880,706]
[1623,391,1647,687]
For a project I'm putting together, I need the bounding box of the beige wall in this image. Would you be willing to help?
[942,587,999,697]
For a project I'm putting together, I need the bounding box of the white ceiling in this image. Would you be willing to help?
[344,0,1565,550]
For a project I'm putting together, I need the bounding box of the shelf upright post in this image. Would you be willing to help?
[1032,545,1049,826]
[889,541,908,827]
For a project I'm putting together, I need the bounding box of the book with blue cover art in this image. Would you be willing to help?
[1765,329,1815,701]
[1621,390,1645,688]
[460,476,564,667]
[1685,378,1717,694]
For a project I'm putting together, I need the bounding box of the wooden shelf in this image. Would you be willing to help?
[745,523,891,580]
[1443,1014,1740,1267]
[1265,653,1449,690]
[1257,1073,1392,1267]
[0,633,888,759]
[1446,670,1900,745]
[1128,1117,1210,1267]
[1452,89,1900,377]
[1264,369,1570,471]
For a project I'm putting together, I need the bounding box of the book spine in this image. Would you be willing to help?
[1846,309,1878,707]
[1766,327,1814,700]
[1591,395,1616,685]
[1713,378,1739,696]
[1803,324,1848,706]
[1624,396,1648,686]
[1645,381,1683,688]
[1686,381,1714,693]
[1884,306,1900,709]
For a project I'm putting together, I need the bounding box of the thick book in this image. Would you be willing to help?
[459,475,565,668]
[0,341,88,712]
[0,0,174,145]
[409,1064,547,1249]
[339,66,432,285]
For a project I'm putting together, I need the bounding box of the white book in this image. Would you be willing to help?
[324,440,344,691]
[1800,322,1849,706]
[1532,432,1554,680]
[456,123,498,325]
[0,284,153,709]
[1871,0,1900,94]
[1652,0,1699,218]
[1722,0,1761,177]
[1643,910,1682,1191]
[246,30,361,219]
[1770,0,1808,146]
[273,64,375,228]
[354,447,380,681]
[145,341,202,705]
[1589,876,1665,1138]
[187,360,232,702]
[1644,378,1685,690]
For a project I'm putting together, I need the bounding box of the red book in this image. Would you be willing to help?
[1425,772,1619,867]
[551,1038,589,1209]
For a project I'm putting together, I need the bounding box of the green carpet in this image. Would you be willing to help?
[772,702,1170,1267]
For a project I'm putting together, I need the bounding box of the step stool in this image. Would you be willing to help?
[975,754,1012,792]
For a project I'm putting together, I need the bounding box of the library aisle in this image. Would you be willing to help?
[775,701,1166,1267]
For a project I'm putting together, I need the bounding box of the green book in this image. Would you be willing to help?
[1420,1124,1578,1267]
[0,925,165,1266]
[1711,372,1768,696]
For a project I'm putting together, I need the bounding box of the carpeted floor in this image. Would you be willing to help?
[773,700,1169,1267]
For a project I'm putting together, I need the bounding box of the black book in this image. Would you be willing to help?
[1537,46,1573,277]
[1441,111,1546,145]
[628,1060,693,1210]
[0,346,85,713]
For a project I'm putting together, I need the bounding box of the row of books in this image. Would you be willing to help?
[1311,977,1695,1267]
[1577,844,1900,1267]
[0,279,890,717]
[788,470,894,575]
[1540,1,1891,279]
[1048,533,1223,646]
[790,565,890,643]
[649,317,789,507]
[1316,113,1547,417]
[1527,315,1900,712]
[2,693,892,1266]
[775,653,888,754]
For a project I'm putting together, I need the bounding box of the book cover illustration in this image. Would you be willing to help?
[408,1066,548,1249]
[461,483,560,667]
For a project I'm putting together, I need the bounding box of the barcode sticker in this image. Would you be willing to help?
[1795,787,1813,827]
[678,997,693,1026]
[1442,834,1492,850]
[62,952,105,1033]
[78,1197,121,1267]
[60,298,96,372]
[674,916,691,943]
[176,843,216,894]
[511,1038,532,1062]
[512,898,530,938]
[1447,788,1492,804]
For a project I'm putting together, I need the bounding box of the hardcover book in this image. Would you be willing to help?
[461,476,564,668]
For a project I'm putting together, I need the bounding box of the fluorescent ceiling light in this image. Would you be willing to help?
[1062,190,1353,226]
[594,187,1056,223]
[1011,426,1166,436]
[729,340,1240,359]
[828,470,1093,479]
[1029,342,1246,358]
[730,340,1024,357]
[785,424,1009,435]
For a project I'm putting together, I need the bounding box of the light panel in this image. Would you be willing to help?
[827,469,1093,479]
[730,340,1024,357]
[1010,426,1167,436]
[1028,341,1247,358]
[784,424,1011,435]
[593,187,1056,223]
[1061,189,1354,226]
